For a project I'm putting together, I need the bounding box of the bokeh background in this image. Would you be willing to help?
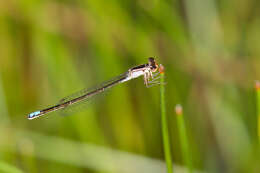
[0,0,260,172]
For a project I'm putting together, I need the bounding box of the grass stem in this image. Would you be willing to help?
[159,65,174,173]
[175,104,193,173]
[255,81,260,144]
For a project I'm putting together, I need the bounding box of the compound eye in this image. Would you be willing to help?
[148,57,158,72]
[148,57,155,67]
[148,57,155,63]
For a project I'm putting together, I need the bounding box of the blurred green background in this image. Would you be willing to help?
[0,0,260,172]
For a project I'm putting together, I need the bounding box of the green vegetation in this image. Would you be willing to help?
[255,81,260,144]
[0,161,24,173]
[0,0,260,172]
[175,104,192,173]
[160,65,173,173]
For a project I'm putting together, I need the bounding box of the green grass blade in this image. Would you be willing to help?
[175,104,193,173]
[255,81,260,144]
[0,161,24,173]
[160,65,174,173]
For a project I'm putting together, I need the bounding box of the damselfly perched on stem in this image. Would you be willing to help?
[28,58,162,120]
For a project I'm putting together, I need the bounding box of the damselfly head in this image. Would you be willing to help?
[148,57,158,72]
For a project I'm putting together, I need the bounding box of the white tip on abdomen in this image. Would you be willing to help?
[28,111,41,120]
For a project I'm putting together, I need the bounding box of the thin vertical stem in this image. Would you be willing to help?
[160,65,173,173]
[175,104,193,173]
[255,81,260,143]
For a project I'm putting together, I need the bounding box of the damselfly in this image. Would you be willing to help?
[28,57,161,120]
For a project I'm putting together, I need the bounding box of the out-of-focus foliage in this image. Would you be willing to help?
[0,0,260,172]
